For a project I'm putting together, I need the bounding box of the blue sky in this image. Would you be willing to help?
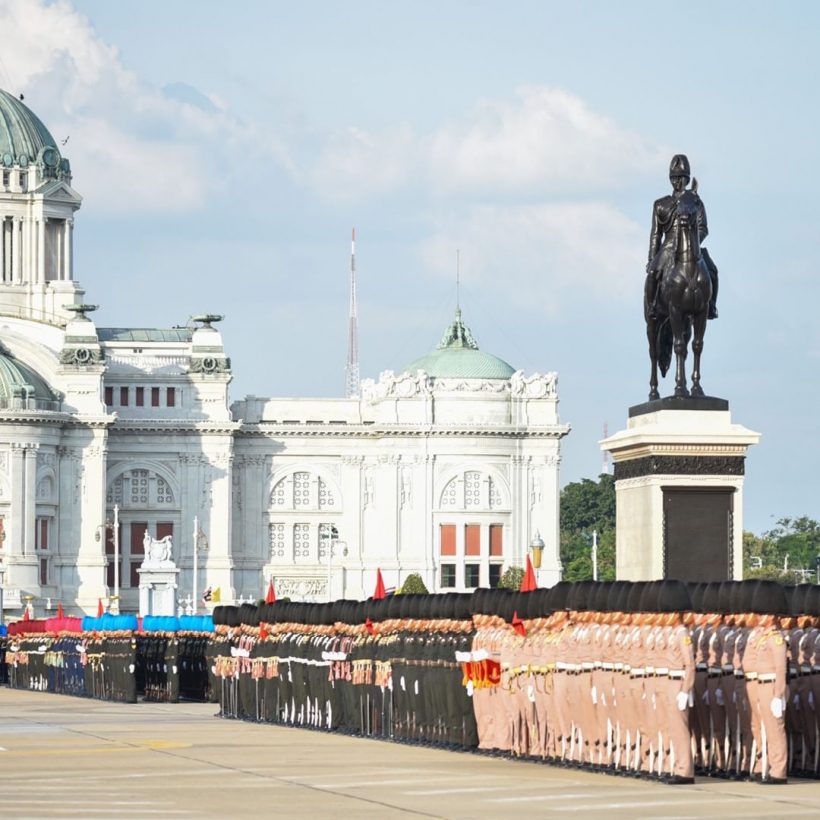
[1,1,817,535]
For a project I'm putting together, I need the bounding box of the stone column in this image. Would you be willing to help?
[23,444,38,555]
[37,218,45,283]
[8,443,25,556]
[11,217,20,283]
[65,218,74,281]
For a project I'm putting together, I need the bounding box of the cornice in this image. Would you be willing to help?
[235,422,571,440]
[110,419,241,435]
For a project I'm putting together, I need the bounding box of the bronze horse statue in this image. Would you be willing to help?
[646,184,717,400]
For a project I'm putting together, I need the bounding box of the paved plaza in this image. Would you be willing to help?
[0,689,819,819]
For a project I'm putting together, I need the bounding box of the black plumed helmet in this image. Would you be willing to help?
[626,582,645,613]
[639,581,660,613]
[594,582,612,612]
[548,581,571,611]
[656,579,692,613]
[700,582,721,614]
[751,580,788,615]
[690,582,706,612]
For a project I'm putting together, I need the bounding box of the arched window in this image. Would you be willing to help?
[439,470,508,511]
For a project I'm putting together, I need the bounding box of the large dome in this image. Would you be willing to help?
[0,88,64,172]
[0,347,61,410]
[402,310,516,380]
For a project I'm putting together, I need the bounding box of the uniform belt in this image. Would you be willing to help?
[602,663,614,670]
[801,665,812,674]
[722,665,734,673]
[734,671,745,679]
[654,667,669,675]
[581,662,594,670]
[757,673,777,683]
[745,672,758,680]
[614,663,624,671]
[631,669,645,677]
[708,666,721,675]
[707,671,721,678]
[668,670,685,679]
[645,666,655,674]
[696,663,707,671]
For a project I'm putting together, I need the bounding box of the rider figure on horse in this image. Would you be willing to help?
[645,154,718,321]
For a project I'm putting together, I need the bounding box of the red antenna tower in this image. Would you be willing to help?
[345,228,360,398]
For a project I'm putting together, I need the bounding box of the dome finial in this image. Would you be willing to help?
[437,308,478,351]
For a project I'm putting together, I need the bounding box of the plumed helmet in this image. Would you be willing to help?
[751,580,788,615]
[639,581,660,613]
[547,581,572,611]
[656,579,692,613]
[669,154,691,179]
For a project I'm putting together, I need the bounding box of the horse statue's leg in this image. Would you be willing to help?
[690,309,708,397]
[646,317,660,401]
[668,306,689,398]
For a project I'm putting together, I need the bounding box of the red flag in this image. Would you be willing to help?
[519,555,538,592]
[365,617,375,636]
[97,598,104,617]
[372,568,386,600]
[265,578,276,605]
[57,602,65,618]
[511,610,527,637]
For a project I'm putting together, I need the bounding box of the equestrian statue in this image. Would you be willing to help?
[644,154,719,400]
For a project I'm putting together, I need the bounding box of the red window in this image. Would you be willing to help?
[36,518,48,551]
[135,387,144,407]
[131,522,148,556]
[465,524,480,557]
[120,386,128,406]
[104,386,113,406]
[490,524,504,558]
[39,558,48,585]
[105,522,122,556]
[166,387,176,407]
[440,524,456,556]
[151,387,160,407]
[130,561,142,588]
[156,522,173,540]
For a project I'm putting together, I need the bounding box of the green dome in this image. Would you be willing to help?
[0,347,60,410]
[0,89,65,173]
[403,309,516,380]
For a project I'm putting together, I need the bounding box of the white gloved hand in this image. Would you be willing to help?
[770,697,784,719]
[465,680,474,697]
[528,684,536,704]
[715,688,724,706]
[676,691,689,711]
[590,685,597,705]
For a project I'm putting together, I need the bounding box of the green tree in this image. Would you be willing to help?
[743,517,820,581]
[398,573,429,594]
[498,565,524,590]
[559,474,616,582]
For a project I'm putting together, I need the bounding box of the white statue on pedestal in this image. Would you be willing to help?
[142,530,174,566]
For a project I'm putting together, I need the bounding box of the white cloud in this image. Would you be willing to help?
[310,85,662,202]
[0,0,284,214]
[421,202,644,315]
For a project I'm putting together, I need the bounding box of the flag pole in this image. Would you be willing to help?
[193,515,198,616]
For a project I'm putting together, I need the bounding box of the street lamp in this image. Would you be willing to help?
[321,525,344,602]
[192,516,208,615]
[0,563,6,626]
[96,504,120,612]
[529,531,545,569]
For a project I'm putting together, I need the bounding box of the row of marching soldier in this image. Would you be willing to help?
[2,614,214,703]
[210,579,819,785]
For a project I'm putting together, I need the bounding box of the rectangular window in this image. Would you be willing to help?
[36,518,49,551]
[135,386,144,406]
[131,522,148,556]
[490,524,504,558]
[130,561,142,588]
[151,387,160,407]
[489,564,502,589]
[464,563,480,589]
[120,386,129,406]
[440,524,456,556]
[39,558,48,585]
[465,524,480,557]
[2,170,8,188]
[156,522,174,541]
[166,387,176,407]
[106,557,117,589]
[440,563,456,588]
[19,172,27,192]
[104,386,113,406]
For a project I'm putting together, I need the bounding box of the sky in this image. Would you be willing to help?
[0,0,817,536]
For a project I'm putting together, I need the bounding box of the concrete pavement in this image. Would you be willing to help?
[1,689,820,819]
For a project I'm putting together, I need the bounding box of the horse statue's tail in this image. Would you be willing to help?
[657,318,673,378]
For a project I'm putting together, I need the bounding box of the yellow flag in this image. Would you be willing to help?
[211,587,221,603]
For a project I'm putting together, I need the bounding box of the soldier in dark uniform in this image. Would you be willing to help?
[646,154,718,321]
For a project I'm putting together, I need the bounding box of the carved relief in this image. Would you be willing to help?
[59,347,104,366]
[274,577,327,600]
[363,468,374,508]
[190,356,231,374]
[400,466,413,508]
[510,370,558,398]
[613,455,745,481]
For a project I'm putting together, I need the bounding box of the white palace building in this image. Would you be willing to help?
[0,89,570,616]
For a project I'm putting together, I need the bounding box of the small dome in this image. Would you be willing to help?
[0,89,65,173]
[403,309,516,380]
[0,347,60,410]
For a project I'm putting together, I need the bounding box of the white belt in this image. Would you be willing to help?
[556,661,568,671]
[645,666,655,673]
[602,663,614,670]
[581,662,594,670]
[614,663,624,671]
[668,670,685,679]
[722,664,734,672]
[655,667,669,675]
[758,673,777,683]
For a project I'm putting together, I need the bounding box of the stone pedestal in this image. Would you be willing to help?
[138,563,180,617]
[601,399,760,582]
